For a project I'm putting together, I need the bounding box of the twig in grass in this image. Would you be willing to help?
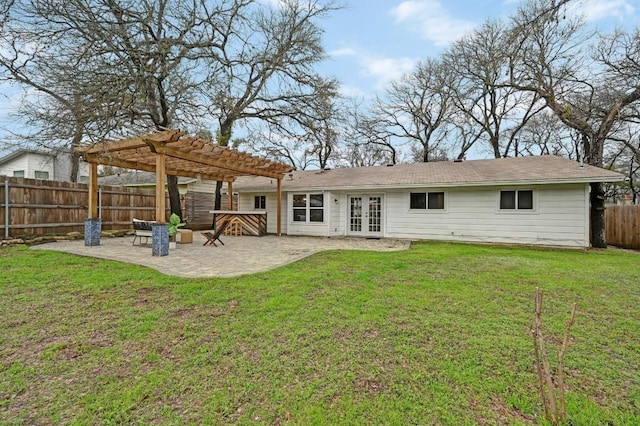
[531,287,576,425]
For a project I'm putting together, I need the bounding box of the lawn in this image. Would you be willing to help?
[0,241,638,425]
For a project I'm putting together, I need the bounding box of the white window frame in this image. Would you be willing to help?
[498,189,536,212]
[291,193,325,224]
[13,170,25,178]
[254,195,266,210]
[409,191,447,211]
[34,170,49,180]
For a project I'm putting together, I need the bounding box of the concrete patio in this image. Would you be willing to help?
[31,234,411,278]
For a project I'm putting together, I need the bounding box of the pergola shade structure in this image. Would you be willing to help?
[76,129,294,235]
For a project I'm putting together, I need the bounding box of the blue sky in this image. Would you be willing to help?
[1,0,639,153]
[318,0,640,98]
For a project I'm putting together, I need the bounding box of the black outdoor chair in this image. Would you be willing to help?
[201,218,231,247]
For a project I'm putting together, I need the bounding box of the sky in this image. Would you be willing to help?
[1,0,639,155]
[318,0,640,98]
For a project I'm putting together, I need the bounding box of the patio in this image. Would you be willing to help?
[32,234,411,278]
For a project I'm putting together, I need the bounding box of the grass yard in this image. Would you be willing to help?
[0,241,639,425]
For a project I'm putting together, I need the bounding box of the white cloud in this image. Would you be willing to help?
[329,46,418,93]
[576,0,635,22]
[389,0,477,47]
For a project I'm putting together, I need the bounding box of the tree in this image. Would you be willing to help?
[372,59,454,162]
[444,19,545,159]
[202,0,340,213]
[506,0,640,246]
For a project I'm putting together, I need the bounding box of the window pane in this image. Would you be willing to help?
[35,171,49,179]
[293,208,306,222]
[500,191,516,209]
[410,193,426,209]
[13,170,25,178]
[254,195,266,209]
[309,208,324,222]
[310,194,324,207]
[293,194,306,207]
[518,190,533,209]
[428,192,445,209]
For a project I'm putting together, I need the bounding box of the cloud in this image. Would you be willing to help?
[389,0,477,47]
[328,47,418,92]
[576,0,635,22]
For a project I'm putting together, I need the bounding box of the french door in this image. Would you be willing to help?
[348,194,383,237]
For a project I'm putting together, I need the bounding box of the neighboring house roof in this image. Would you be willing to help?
[98,170,197,186]
[0,149,52,165]
[235,155,624,192]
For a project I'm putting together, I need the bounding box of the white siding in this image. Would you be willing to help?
[0,152,89,181]
[238,183,591,246]
[238,192,288,235]
[382,184,590,247]
[286,191,330,237]
[0,153,53,178]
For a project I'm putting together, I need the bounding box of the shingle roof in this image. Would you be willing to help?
[234,155,624,192]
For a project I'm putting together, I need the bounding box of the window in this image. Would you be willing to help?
[34,170,49,179]
[254,195,266,209]
[500,190,533,210]
[78,175,89,183]
[292,193,324,223]
[13,170,25,178]
[410,192,445,210]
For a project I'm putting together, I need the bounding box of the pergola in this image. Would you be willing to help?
[76,129,294,235]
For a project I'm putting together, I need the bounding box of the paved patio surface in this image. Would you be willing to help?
[31,234,411,278]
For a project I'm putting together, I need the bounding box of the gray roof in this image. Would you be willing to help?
[234,155,624,192]
[98,170,197,186]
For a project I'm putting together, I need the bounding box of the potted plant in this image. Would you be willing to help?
[168,213,186,249]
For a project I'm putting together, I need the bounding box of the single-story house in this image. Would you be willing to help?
[233,155,624,247]
[0,148,89,182]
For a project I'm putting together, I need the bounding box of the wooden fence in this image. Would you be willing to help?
[606,205,640,250]
[0,176,234,238]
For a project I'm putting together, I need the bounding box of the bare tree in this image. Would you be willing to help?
[202,0,341,213]
[444,19,545,159]
[371,59,453,162]
[506,0,640,247]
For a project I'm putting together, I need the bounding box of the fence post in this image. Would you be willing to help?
[4,180,9,238]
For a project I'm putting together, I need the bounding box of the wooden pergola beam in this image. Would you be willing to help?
[76,130,295,236]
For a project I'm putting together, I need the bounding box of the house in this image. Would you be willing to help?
[0,149,89,182]
[233,155,624,247]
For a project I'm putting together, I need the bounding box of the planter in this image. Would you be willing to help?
[84,218,101,246]
[151,223,169,256]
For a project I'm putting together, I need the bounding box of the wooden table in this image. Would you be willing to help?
[209,211,267,236]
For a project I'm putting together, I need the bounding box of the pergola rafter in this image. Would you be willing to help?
[76,129,293,235]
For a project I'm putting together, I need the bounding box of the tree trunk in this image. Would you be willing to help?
[212,118,233,227]
[212,180,223,228]
[590,182,607,248]
[167,175,182,219]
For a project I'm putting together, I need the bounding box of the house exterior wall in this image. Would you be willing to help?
[239,183,591,247]
[238,192,289,235]
[0,152,54,179]
[381,183,589,247]
[0,151,89,181]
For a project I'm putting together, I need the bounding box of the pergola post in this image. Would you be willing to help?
[84,162,101,246]
[155,153,166,223]
[227,181,234,210]
[152,153,169,257]
[277,177,282,237]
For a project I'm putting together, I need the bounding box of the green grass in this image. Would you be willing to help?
[0,242,639,425]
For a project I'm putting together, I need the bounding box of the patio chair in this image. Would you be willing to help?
[201,218,231,247]
[132,218,155,245]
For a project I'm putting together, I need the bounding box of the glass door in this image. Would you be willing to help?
[348,195,383,237]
